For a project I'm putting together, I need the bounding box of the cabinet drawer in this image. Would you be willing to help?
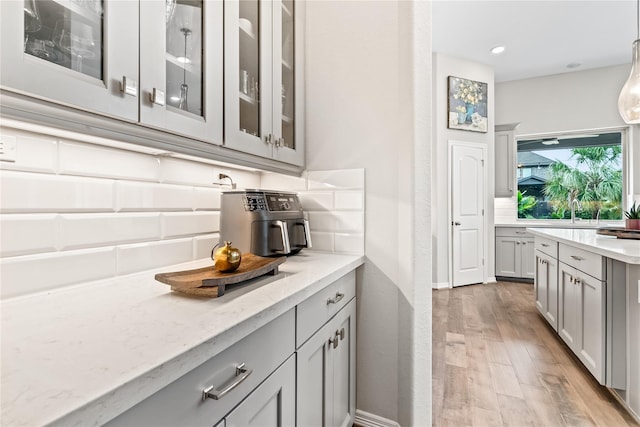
[559,243,605,280]
[535,236,558,258]
[106,309,295,427]
[296,271,356,348]
[496,227,532,237]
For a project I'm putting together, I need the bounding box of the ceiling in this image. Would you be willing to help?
[432,0,637,83]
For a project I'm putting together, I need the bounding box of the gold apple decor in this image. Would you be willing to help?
[212,241,242,272]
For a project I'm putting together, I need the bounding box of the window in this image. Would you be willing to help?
[516,131,623,220]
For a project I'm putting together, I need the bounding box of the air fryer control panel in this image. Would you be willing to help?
[242,192,301,212]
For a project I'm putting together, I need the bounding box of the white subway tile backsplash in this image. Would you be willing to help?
[0,248,116,299]
[307,169,364,190]
[0,123,366,297]
[299,192,334,211]
[194,234,219,259]
[334,233,365,254]
[59,141,160,181]
[307,212,336,232]
[116,181,193,212]
[259,172,307,191]
[333,212,364,233]
[59,213,161,250]
[0,214,58,257]
[335,191,364,210]
[116,239,193,275]
[309,232,334,252]
[160,157,216,186]
[0,170,115,213]
[0,128,57,173]
[162,212,220,238]
[193,187,222,210]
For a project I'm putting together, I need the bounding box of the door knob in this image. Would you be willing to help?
[452,221,461,226]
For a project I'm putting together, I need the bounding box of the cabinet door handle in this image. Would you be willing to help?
[570,255,584,261]
[516,241,521,245]
[329,334,339,349]
[202,363,252,401]
[515,231,526,234]
[541,243,550,247]
[339,327,345,341]
[149,88,166,106]
[569,276,574,284]
[120,76,138,97]
[327,292,344,305]
[522,241,527,245]
[574,277,581,285]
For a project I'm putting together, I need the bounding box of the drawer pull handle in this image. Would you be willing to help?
[339,327,345,341]
[202,363,252,401]
[515,231,526,234]
[327,292,344,305]
[570,255,584,261]
[541,243,550,247]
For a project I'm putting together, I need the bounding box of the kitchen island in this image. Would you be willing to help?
[1,251,363,426]
[527,228,640,421]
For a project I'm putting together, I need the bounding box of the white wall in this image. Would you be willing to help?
[495,64,640,210]
[305,1,432,425]
[432,53,496,287]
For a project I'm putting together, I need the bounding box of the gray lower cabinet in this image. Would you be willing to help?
[297,299,356,427]
[558,243,606,384]
[105,309,295,427]
[495,227,535,279]
[534,249,558,331]
[224,355,295,427]
[105,271,357,427]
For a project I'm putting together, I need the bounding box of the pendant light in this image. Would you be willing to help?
[618,0,640,124]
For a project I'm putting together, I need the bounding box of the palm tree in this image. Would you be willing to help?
[542,146,622,220]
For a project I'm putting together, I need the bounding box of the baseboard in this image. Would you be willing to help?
[485,276,497,283]
[355,410,401,427]
[432,281,450,289]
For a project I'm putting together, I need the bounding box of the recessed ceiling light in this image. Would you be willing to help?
[490,46,505,54]
[566,62,581,69]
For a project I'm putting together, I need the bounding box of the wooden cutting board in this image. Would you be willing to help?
[155,254,286,297]
[596,227,640,240]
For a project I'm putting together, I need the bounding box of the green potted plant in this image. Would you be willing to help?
[624,201,640,230]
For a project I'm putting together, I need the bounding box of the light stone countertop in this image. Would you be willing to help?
[0,251,364,427]
[526,228,640,264]
[496,220,625,229]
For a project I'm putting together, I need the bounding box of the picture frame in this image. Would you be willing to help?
[447,76,488,133]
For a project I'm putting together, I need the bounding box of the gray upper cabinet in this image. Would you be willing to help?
[224,0,304,166]
[1,0,139,122]
[494,123,520,197]
[1,0,223,144]
[139,0,224,143]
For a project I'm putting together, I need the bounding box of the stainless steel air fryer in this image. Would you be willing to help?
[219,190,312,256]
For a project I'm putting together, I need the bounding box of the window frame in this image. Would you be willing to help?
[513,126,629,223]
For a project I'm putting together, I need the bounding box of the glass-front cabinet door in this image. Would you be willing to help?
[139,0,223,143]
[224,0,304,166]
[1,0,138,121]
[271,0,303,165]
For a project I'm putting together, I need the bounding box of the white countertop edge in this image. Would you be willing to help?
[496,221,625,229]
[1,252,364,427]
[526,228,640,264]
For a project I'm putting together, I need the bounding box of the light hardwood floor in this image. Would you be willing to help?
[433,281,639,427]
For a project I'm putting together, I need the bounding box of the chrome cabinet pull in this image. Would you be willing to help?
[570,255,584,261]
[522,241,527,245]
[338,328,345,340]
[329,334,339,349]
[327,292,344,305]
[516,241,521,245]
[541,243,550,247]
[150,88,166,106]
[120,76,138,97]
[202,363,252,401]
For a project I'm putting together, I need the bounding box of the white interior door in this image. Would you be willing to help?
[451,143,485,287]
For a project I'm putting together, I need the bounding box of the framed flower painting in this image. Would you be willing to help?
[447,76,488,132]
